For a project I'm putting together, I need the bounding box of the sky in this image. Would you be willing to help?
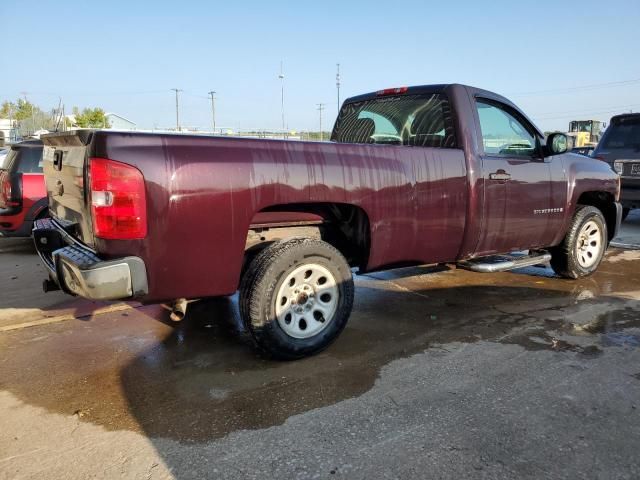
[1,0,639,133]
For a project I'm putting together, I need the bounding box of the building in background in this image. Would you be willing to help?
[0,118,18,146]
[105,113,136,130]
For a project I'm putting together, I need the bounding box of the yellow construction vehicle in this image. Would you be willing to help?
[567,120,605,148]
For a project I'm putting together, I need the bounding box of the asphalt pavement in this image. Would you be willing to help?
[1,214,639,479]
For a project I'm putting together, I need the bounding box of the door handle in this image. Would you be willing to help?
[489,171,511,181]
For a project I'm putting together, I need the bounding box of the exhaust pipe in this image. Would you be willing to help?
[170,298,188,322]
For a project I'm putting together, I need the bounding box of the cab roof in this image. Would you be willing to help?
[341,83,545,139]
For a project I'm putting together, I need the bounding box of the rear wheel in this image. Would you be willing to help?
[239,238,354,360]
[550,205,607,279]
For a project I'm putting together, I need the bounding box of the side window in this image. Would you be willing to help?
[476,100,537,157]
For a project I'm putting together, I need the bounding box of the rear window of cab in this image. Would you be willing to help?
[332,93,457,148]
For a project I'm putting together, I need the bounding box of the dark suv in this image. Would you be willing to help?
[593,113,640,220]
[0,140,48,236]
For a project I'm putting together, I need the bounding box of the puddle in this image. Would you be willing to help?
[1,264,640,444]
[607,250,640,263]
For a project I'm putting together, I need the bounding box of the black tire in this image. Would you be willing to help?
[239,238,354,360]
[550,205,608,279]
[622,208,630,222]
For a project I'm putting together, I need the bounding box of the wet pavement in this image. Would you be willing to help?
[1,217,640,479]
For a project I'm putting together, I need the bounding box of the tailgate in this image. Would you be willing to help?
[41,131,95,246]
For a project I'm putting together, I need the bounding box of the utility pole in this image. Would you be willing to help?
[8,103,14,141]
[20,91,31,135]
[279,61,285,134]
[208,91,217,133]
[54,97,63,131]
[336,63,341,113]
[170,88,182,131]
[317,103,326,141]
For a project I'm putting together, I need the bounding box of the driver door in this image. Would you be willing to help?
[474,99,555,256]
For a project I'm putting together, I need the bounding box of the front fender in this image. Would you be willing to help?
[553,153,619,245]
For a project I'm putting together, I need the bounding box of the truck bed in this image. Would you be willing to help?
[41,131,468,302]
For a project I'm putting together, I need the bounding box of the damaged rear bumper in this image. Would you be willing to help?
[32,218,148,300]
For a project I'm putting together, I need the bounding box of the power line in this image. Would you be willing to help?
[2,90,170,98]
[532,103,640,120]
[531,103,640,119]
[182,91,211,100]
[510,78,640,97]
[82,89,169,96]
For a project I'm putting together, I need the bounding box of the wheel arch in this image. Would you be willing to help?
[25,197,49,221]
[246,202,372,271]
[576,191,617,242]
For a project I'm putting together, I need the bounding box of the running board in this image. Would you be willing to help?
[457,251,551,273]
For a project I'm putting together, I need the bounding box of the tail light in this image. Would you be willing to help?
[89,157,147,239]
[0,174,11,206]
[376,86,408,96]
[0,172,22,208]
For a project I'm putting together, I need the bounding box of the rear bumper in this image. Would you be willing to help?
[0,209,28,236]
[32,218,148,300]
[0,219,33,237]
[1,198,48,237]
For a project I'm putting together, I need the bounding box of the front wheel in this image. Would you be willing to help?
[239,238,354,360]
[550,205,608,279]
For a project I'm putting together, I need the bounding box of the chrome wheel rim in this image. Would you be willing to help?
[275,263,339,339]
[576,220,603,269]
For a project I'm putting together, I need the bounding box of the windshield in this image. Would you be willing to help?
[570,121,593,133]
[602,120,640,150]
[332,93,456,148]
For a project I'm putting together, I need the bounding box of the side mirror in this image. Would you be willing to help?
[546,132,568,155]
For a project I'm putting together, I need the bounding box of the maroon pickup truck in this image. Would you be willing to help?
[34,84,621,359]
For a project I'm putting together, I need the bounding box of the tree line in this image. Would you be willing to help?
[0,99,110,137]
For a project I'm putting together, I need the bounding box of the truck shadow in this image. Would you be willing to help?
[117,271,640,451]
[0,236,142,326]
[3,265,640,478]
